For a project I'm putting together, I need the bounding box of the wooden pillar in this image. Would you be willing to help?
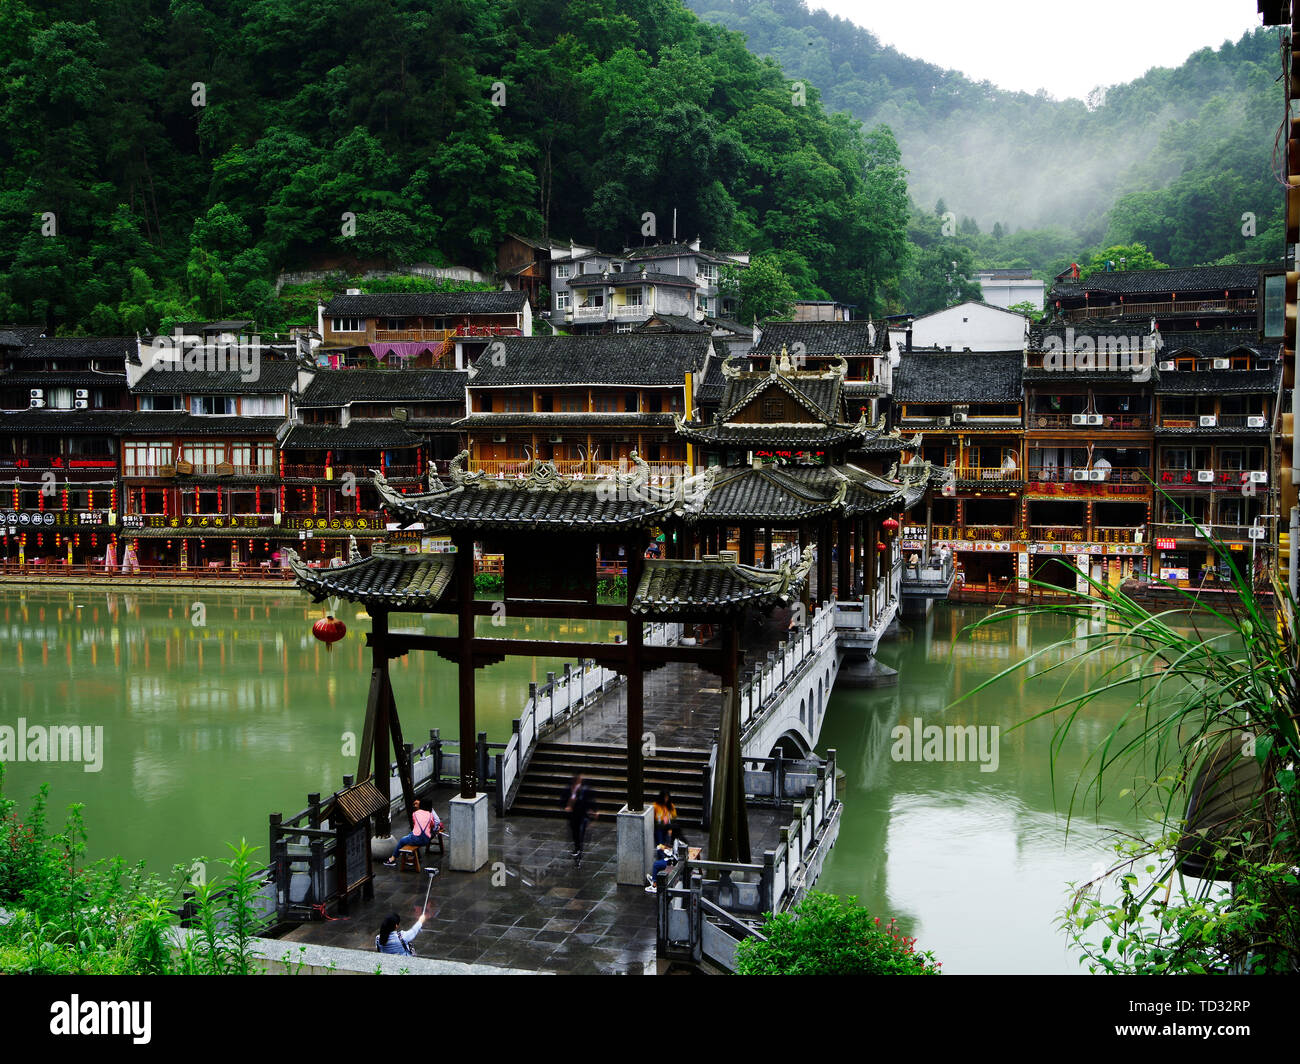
[626,541,646,811]
[763,526,773,567]
[819,520,833,602]
[709,620,750,863]
[925,496,934,559]
[866,517,877,600]
[739,526,756,566]
[836,519,850,596]
[454,533,477,798]
[361,608,392,835]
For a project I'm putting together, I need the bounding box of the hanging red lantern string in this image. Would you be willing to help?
[255,486,261,513]
[194,485,200,513]
[37,490,44,512]
[11,483,17,510]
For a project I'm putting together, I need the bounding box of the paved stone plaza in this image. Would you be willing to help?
[279,790,788,974]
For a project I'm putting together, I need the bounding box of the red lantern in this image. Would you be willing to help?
[881,518,900,536]
[312,614,347,652]
[876,541,887,552]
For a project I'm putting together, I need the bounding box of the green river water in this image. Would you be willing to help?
[0,587,1168,973]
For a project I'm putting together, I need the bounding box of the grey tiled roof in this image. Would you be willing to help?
[1157,332,1279,360]
[567,270,697,288]
[1051,264,1265,299]
[298,369,468,407]
[280,420,422,450]
[752,321,888,357]
[0,409,136,434]
[289,550,455,610]
[468,335,710,387]
[130,361,300,394]
[1154,363,1282,395]
[124,413,286,436]
[895,352,1022,403]
[322,291,527,317]
[6,336,137,361]
[631,556,810,616]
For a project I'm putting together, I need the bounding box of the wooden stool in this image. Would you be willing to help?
[398,845,421,873]
[421,831,446,861]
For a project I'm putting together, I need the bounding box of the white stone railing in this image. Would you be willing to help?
[497,621,683,810]
[739,601,835,731]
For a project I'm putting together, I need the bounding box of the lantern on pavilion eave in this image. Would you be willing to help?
[881,518,900,537]
[312,613,347,652]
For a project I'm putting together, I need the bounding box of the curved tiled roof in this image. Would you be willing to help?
[289,548,455,610]
[631,551,812,616]
[468,334,709,387]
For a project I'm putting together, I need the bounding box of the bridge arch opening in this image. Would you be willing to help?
[770,732,812,759]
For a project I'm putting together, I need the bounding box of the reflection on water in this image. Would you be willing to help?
[2,590,1205,971]
[816,604,1185,975]
[0,588,616,877]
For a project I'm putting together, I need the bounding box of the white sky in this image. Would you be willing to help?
[812,0,1268,100]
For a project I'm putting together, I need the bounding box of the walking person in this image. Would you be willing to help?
[563,774,598,866]
[384,798,441,867]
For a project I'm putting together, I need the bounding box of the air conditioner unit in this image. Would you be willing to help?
[952,413,968,423]
[1212,358,1230,369]
[29,389,42,399]
[1072,470,1090,481]
[492,434,508,444]
[1199,416,1217,428]
[1071,413,1088,426]
[1247,416,1267,428]
[1088,470,1105,481]
[1086,414,1103,426]
[1248,526,1266,540]
[29,398,44,408]
[1158,361,1175,372]
[1194,526,1209,538]
[74,389,89,399]
[74,399,89,409]
[1197,470,1214,482]
[937,416,952,427]
[1249,471,1268,484]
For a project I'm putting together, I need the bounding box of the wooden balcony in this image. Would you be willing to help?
[1027,412,1150,430]
[1061,298,1256,322]
[372,328,455,343]
[1157,413,1270,430]
[953,465,1024,483]
[1025,467,1150,495]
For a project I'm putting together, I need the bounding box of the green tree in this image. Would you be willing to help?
[721,251,796,323]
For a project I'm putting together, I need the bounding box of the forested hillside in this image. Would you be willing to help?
[0,0,1285,334]
[689,0,1286,274]
[0,0,913,332]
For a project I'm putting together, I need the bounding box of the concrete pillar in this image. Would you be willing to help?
[448,792,489,871]
[616,804,654,885]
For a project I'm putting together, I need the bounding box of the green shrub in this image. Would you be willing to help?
[734,892,942,975]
